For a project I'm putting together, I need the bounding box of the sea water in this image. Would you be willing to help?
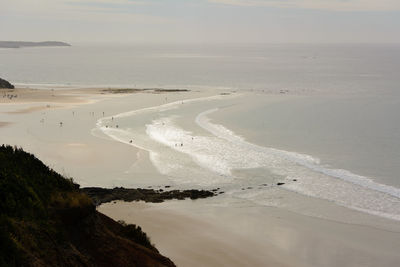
[1,43,399,93]
[1,43,400,220]
[95,93,400,221]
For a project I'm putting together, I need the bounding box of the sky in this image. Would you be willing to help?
[1,0,400,44]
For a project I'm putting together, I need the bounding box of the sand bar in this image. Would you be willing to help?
[0,86,216,187]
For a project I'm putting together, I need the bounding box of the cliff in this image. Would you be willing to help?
[0,145,175,267]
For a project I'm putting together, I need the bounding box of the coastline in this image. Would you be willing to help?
[2,86,400,266]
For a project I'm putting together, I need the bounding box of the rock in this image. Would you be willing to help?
[81,187,217,206]
[0,78,14,89]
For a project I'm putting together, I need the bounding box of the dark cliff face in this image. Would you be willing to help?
[0,145,175,267]
[0,78,14,89]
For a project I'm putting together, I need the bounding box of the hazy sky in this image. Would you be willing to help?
[1,0,400,44]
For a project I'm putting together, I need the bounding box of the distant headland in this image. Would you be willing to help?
[0,41,71,48]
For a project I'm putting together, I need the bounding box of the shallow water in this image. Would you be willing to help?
[211,93,400,188]
[95,92,400,221]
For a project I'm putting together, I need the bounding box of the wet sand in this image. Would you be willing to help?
[99,200,400,267]
[0,121,11,127]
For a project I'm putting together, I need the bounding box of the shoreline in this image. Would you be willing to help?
[0,86,218,188]
[0,86,198,105]
[2,86,400,266]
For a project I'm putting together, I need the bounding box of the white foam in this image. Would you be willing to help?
[194,108,400,220]
[94,93,240,185]
[146,117,235,176]
[94,96,400,221]
[197,108,400,198]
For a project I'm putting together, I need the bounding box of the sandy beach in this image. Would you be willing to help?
[0,86,216,187]
[1,87,400,267]
[99,200,400,267]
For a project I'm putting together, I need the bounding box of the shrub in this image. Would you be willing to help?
[118,220,154,250]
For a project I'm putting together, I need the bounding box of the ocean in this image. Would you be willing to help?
[1,43,400,220]
[2,43,399,93]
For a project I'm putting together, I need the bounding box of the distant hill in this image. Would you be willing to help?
[0,145,175,267]
[0,41,71,48]
[0,78,14,89]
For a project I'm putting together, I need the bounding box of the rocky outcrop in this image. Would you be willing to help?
[0,78,14,89]
[82,187,218,206]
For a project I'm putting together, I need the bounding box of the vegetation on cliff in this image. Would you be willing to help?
[0,145,175,267]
